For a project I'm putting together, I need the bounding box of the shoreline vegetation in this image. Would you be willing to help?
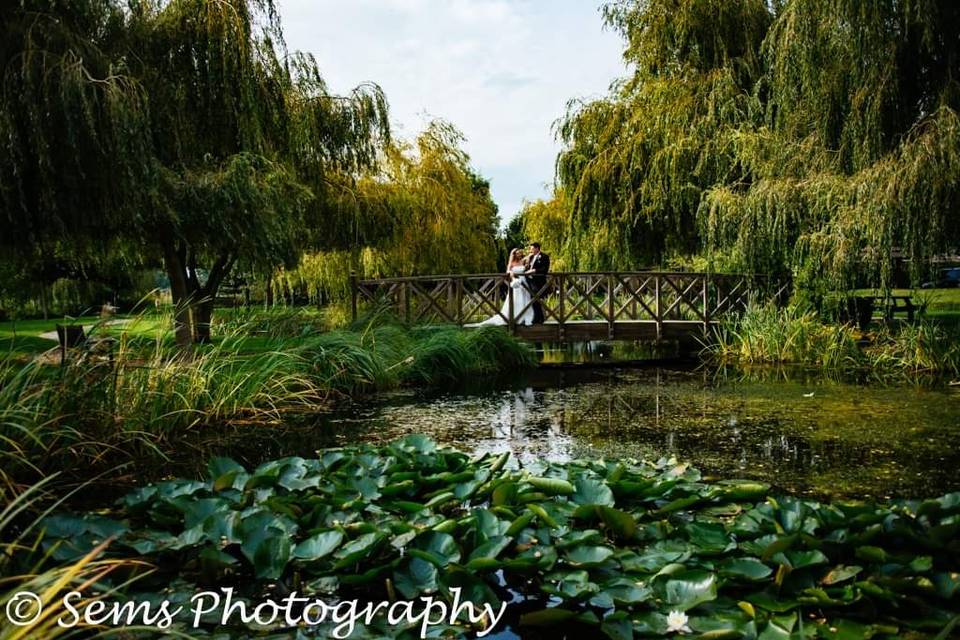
[0,311,535,488]
[2,308,959,640]
[3,299,958,489]
[706,304,960,375]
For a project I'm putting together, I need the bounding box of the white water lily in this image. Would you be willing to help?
[665,610,692,634]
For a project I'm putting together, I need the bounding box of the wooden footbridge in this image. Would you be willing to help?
[350,271,789,343]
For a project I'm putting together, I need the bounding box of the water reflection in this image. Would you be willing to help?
[152,365,960,503]
[313,367,960,500]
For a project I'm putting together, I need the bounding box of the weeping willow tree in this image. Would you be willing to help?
[127,0,389,344]
[518,190,571,271]
[285,121,500,300]
[558,0,960,289]
[0,0,155,314]
[703,0,960,289]
[360,121,499,275]
[557,0,771,270]
[1,0,389,346]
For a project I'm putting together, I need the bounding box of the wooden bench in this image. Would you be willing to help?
[55,324,116,364]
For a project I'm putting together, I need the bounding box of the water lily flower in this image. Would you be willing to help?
[666,610,691,634]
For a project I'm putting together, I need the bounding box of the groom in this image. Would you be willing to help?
[525,242,550,324]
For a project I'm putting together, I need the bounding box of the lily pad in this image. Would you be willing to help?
[293,530,344,561]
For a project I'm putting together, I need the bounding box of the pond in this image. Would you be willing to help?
[169,360,960,502]
[43,353,960,639]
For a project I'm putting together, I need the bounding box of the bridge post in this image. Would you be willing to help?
[558,273,566,340]
[350,271,358,322]
[455,277,463,326]
[654,275,662,341]
[403,282,411,324]
[702,276,710,334]
[607,273,615,339]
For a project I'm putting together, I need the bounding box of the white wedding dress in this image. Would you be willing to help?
[479,266,535,326]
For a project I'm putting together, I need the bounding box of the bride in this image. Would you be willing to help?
[479,248,535,326]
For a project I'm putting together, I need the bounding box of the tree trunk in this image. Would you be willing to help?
[265,275,273,308]
[192,251,234,344]
[162,241,194,352]
[162,236,236,347]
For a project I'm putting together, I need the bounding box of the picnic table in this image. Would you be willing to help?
[860,295,923,322]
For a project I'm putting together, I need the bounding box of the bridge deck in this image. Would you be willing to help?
[351,271,788,343]
[507,319,713,342]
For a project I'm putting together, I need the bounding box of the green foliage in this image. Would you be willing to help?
[297,321,535,394]
[707,303,960,374]
[0,478,141,640]
[518,190,572,270]
[279,122,501,301]
[869,321,960,374]
[354,121,499,275]
[0,318,533,485]
[0,0,153,249]
[34,437,960,637]
[557,0,960,288]
[558,0,770,269]
[707,303,863,368]
[0,0,391,344]
[212,306,344,338]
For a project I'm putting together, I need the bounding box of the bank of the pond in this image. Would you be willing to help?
[0,321,535,486]
[14,436,960,639]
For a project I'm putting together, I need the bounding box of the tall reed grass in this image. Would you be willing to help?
[297,322,535,393]
[706,302,960,374]
[869,320,960,373]
[1,478,150,640]
[0,314,535,485]
[706,303,863,368]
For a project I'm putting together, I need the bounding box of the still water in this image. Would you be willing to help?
[186,363,960,501]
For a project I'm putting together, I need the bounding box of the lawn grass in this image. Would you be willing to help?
[0,315,102,357]
[0,306,345,357]
[853,287,960,317]
[0,315,102,338]
[0,313,180,357]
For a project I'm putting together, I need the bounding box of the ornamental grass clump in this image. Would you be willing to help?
[868,321,960,374]
[296,316,535,393]
[0,478,149,640]
[707,303,862,368]
[708,303,960,375]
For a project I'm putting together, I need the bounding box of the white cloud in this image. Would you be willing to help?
[277,0,625,223]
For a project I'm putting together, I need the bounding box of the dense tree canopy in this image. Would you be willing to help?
[1,0,390,343]
[557,0,960,289]
[353,122,499,276]
[517,190,571,271]
[282,122,500,302]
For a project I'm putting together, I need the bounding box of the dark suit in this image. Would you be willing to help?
[527,252,550,324]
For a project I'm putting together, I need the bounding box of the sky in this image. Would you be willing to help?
[277,0,626,226]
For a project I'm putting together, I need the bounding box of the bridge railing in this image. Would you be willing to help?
[350,271,790,338]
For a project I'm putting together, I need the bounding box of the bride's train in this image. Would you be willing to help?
[475,266,535,326]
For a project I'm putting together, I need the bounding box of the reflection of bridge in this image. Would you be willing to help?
[350,271,789,343]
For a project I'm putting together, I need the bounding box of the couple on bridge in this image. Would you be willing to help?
[480,242,550,326]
